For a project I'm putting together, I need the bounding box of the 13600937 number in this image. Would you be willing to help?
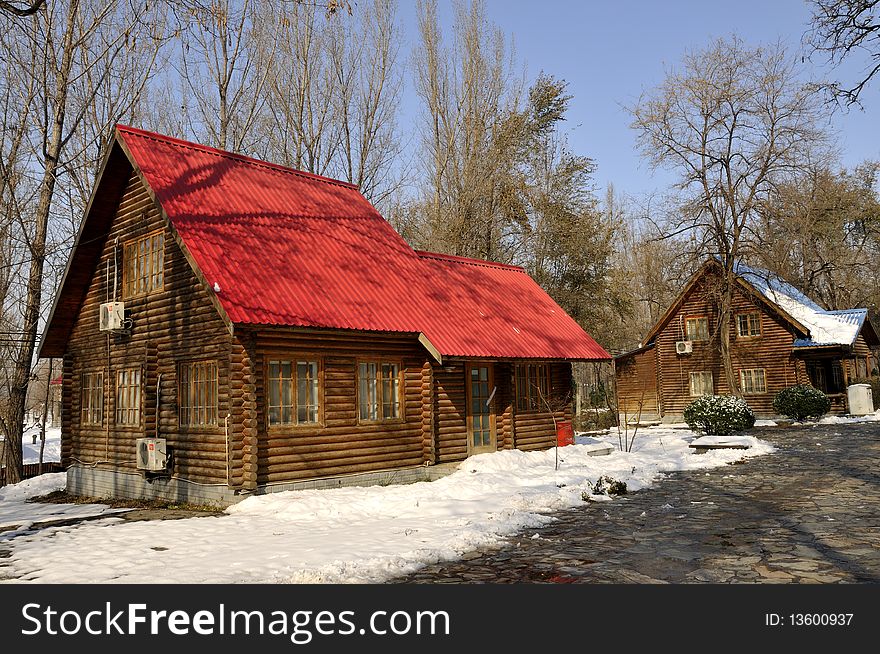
[790,613,853,626]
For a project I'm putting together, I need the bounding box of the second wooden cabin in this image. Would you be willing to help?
[616,258,879,422]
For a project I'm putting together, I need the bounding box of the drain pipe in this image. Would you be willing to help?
[224,413,231,486]
[156,373,162,438]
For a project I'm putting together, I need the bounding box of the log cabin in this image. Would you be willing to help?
[37,126,610,505]
[615,258,879,422]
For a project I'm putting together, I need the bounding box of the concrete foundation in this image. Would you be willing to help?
[67,462,460,508]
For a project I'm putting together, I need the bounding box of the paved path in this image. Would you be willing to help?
[393,423,880,583]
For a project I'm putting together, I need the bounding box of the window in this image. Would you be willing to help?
[739,368,767,394]
[115,368,141,425]
[689,371,713,397]
[123,230,164,298]
[267,359,320,427]
[358,361,401,421]
[685,316,709,341]
[737,312,761,338]
[516,363,551,412]
[81,371,104,426]
[179,361,218,427]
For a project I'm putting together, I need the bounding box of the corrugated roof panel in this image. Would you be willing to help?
[117,126,610,361]
[415,252,610,360]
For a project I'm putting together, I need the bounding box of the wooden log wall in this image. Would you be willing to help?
[614,345,659,418]
[495,362,514,451]
[420,361,436,464]
[63,170,236,485]
[247,328,425,484]
[654,275,803,417]
[513,362,572,451]
[433,364,468,462]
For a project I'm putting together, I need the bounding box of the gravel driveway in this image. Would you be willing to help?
[393,422,880,583]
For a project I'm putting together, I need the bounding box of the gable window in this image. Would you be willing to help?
[737,312,761,338]
[739,368,766,394]
[115,368,142,426]
[81,371,104,426]
[689,371,713,397]
[267,359,320,427]
[123,230,164,298]
[179,360,218,427]
[358,361,401,421]
[685,316,709,341]
[516,363,551,412]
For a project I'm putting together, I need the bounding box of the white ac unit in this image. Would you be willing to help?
[675,340,693,355]
[99,301,125,331]
[136,437,167,471]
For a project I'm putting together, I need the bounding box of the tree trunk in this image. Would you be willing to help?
[719,271,739,395]
[39,359,52,475]
[4,2,76,485]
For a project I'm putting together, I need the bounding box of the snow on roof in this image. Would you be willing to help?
[734,261,867,347]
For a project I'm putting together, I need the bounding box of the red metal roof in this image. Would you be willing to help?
[116,126,610,361]
[414,251,609,359]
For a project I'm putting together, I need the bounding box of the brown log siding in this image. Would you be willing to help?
[654,278,803,416]
[64,170,234,484]
[615,345,659,418]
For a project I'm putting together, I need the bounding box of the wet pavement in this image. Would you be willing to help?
[392,422,880,583]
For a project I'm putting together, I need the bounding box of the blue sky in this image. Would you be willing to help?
[394,0,879,199]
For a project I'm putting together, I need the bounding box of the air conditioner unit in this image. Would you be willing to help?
[675,340,693,355]
[136,437,167,471]
[99,301,125,331]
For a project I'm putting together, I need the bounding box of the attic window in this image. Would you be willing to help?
[685,316,709,341]
[123,230,164,298]
[736,313,761,338]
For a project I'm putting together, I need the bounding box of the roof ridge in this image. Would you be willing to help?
[415,249,524,272]
[116,124,360,191]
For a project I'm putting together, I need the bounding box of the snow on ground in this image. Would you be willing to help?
[817,409,880,425]
[0,472,128,534]
[0,424,774,584]
[21,426,62,464]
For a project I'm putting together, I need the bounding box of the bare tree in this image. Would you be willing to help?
[807,0,880,105]
[0,0,161,484]
[175,0,274,152]
[630,36,826,394]
[414,0,522,259]
[756,160,880,311]
[254,0,404,204]
[0,0,45,17]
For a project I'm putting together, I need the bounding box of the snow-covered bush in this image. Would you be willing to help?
[683,395,756,436]
[772,384,831,421]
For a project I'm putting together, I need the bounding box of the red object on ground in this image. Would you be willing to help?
[556,420,574,447]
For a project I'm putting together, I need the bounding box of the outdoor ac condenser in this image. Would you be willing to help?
[136,438,167,471]
[99,301,125,331]
[675,340,693,355]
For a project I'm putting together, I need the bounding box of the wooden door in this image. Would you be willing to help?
[467,363,496,454]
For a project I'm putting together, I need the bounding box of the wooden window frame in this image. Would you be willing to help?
[264,354,324,430]
[736,312,762,339]
[689,371,714,397]
[515,363,552,413]
[684,315,710,342]
[115,367,142,427]
[739,368,767,395]
[81,371,104,426]
[356,359,404,424]
[122,229,165,299]
[178,360,219,430]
